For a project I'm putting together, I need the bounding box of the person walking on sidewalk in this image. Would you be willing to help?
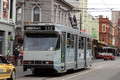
[13,48,19,66]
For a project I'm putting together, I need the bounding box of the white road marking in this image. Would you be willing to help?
[62,66,103,80]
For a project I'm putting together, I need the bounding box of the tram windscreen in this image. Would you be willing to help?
[24,33,58,51]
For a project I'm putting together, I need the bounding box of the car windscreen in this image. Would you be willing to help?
[24,33,58,51]
[98,53,104,55]
[0,57,8,64]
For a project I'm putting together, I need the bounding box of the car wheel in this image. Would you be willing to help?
[8,70,16,80]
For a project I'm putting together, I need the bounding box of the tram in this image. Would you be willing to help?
[23,23,93,74]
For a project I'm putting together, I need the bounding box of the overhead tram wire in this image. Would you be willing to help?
[100,0,113,11]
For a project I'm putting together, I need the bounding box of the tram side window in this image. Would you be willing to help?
[71,35,74,48]
[87,38,91,49]
[55,35,60,50]
[79,36,81,49]
[67,33,71,48]
[90,39,92,49]
[81,37,84,49]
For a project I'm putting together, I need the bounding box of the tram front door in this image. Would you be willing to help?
[61,32,66,70]
[74,35,78,69]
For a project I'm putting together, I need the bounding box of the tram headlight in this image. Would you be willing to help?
[24,61,34,64]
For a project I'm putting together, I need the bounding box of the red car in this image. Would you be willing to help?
[104,53,115,61]
[96,53,105,59]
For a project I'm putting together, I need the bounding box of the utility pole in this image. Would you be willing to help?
[22,0,25,37]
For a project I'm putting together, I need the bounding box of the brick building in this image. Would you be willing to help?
[99,15,113,47]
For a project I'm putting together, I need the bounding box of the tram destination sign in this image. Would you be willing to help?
[24,25,55,30]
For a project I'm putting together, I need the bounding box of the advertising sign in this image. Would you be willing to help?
[3,0,9,19]
[70,13,79,29]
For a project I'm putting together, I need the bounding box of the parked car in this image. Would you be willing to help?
[0,55,16,80]
[104,53,115,61]
[96,52,105,59]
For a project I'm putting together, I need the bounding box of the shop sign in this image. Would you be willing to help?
[93,32,97,38]
[81,29,86,32]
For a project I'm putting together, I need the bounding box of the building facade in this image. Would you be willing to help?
[65,0,88,31]
[16,0,73,39]
[66,0,99,58]
[99,15,113,47]
[0,0,16,57]
[112,11,120,51]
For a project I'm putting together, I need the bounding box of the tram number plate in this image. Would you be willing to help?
[0,69,3,72]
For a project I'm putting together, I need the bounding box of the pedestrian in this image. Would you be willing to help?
[13,48,19,66]
[20,49,23,65]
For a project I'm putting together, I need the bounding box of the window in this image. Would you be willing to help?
[65,13,66,25]
[33,6,40,22]
[24,33,58,51]
[55,35,60,50]
[79,36,81,49]
[87,38,91,49]
[71,35,74,48]
[59,10,60,24]
[81,37,84,49]
[54,6,57,23]
[62,12,64,25]
[16,7,22,21]
[67,33,71,48]
[102,35,104,41]
[0,57,8,64]
[102,24,106,32]
[10,0,13,19]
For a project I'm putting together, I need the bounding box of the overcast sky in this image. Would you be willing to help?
[88,0,120,20]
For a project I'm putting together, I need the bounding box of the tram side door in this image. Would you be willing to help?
[74,35,78,69]
[61,32,66,70]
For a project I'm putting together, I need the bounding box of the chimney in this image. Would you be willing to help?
[99,15,103,18]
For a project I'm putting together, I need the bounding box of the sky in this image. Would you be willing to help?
[88,0,120,20]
